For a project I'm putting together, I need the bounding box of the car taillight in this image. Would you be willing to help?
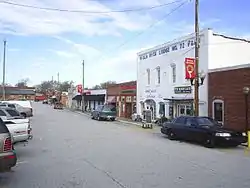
[4,137,12,152]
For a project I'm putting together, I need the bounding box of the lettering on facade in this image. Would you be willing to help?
[145,89,157,93]
[145,89,157,99]
[139,37,198,61]
[174,86,192,94]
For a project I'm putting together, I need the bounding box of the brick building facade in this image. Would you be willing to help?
[0,86,36,101]
[107,81,136,119]
[208,64,250,131]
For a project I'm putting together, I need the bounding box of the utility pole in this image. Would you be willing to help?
[57,72,59,83]
[82,60,85,112]
[52,76,54,82]
[2,40,6,101]
[194,0,200,116]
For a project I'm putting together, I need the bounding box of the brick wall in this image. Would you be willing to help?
[208,66,250,131]
[107,81,136,96]
[0,94,35,101]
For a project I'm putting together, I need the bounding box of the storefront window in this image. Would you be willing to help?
[186,105,192,115]
[159,102,165,116]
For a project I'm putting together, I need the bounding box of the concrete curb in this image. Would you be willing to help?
[66,108,150,127]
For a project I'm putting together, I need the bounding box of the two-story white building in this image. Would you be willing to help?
[137,28,250,120]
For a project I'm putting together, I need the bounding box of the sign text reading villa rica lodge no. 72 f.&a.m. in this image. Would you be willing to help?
[139,37,197,61]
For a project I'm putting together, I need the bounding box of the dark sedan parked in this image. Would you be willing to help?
[91,105,116,121]
[161,116,247,148]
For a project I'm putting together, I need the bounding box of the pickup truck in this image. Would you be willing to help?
[3,118,32,144]
[0,107,32,143]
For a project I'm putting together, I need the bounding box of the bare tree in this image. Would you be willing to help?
[16,78,30,88]
[92,81,116,89]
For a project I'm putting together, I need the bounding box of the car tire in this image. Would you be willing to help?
[21,113,27,118]
[91,116,94,119]
[204,137,215,148]
[111,118,115,121]
[168,130,176,140]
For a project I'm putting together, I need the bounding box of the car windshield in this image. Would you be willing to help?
[196,117,218,126]
[103,105,116,112]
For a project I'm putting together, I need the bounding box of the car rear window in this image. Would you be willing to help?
[0,118,9,133]
[6,109,20,117]
[103,105,116,111]
[8,104,16,109]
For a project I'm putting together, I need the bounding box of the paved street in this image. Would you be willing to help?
[1,103,250,188]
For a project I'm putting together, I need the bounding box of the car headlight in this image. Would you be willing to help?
[215,133,231,137]
[242,132,247,136]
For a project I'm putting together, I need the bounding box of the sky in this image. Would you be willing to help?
[0,0,249,88]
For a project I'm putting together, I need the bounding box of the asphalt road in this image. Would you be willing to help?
[1,103,250,188]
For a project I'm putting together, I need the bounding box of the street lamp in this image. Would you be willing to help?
[190,70,206,86]
[189,70,206,116]
[243,87,249,147]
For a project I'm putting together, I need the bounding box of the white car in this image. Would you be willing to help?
[4,118,32,144]
[0,107,32,143]
[1,100,33,117]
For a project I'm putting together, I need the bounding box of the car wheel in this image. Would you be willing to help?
[20,113,27,118]
[168,130,176,140]
[204,137,215,148]
[91,116,94,119]
[111,118,115,121]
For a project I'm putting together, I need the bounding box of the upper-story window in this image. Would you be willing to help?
[156,66,160,84]
[171,63,176,83]
[146,68,150,85]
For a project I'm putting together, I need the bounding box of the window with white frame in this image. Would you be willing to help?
[146,68,150,85]
[171,63,176,83]
[156,66,160,84]
[212,99,224,124]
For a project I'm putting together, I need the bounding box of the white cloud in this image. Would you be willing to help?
[0,0,165,36]
[8,48,20,52]
[49,49,78,58]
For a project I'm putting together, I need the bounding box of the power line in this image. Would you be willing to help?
[0,0,183,14]
[95,0,189,63]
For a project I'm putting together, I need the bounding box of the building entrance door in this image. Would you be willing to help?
[177,104,192,117]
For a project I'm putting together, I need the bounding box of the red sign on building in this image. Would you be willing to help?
[184,58,196,79]
[77,84,83,94]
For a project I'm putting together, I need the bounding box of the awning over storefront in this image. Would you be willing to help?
[107,96,116,103]
[72,94,82,101]
[72,94,105,101]
[84,94,105,101]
